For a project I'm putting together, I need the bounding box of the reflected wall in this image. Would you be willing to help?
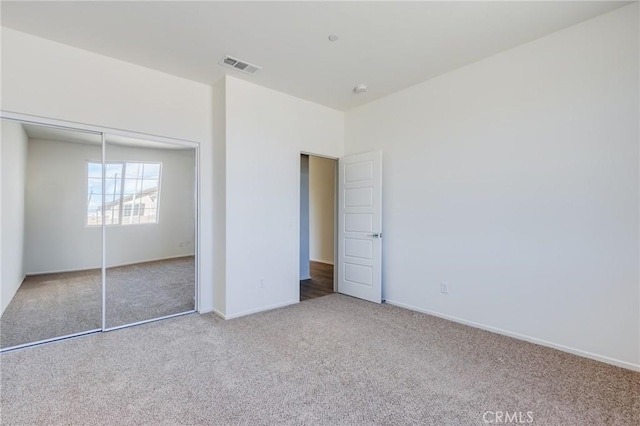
[1,120,102,348]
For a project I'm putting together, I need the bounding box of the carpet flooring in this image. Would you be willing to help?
[1,294,637,425]
[0,257,195,349]
[105,256,195,328]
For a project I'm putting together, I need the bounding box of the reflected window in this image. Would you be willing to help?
[87,162,161,226]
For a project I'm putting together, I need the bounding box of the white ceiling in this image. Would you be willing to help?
[1,1,630,111]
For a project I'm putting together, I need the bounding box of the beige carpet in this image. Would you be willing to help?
[0,257,195,349]
[0,294,638,425]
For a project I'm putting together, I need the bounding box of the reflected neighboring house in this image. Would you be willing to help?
[99,186,159,225]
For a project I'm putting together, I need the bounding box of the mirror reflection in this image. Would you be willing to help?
[104,135,196,329]
[1,120,102,349]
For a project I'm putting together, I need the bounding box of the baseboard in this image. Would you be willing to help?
[26,254,195,276]
[310,259,334,266]
[26,266,100,276]
[384,299,640,372]
[224,300,299,320]
[107,254,195,269]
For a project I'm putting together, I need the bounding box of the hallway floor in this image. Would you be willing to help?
[300,261,333,301]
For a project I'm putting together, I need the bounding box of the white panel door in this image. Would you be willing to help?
[338,151,382,303]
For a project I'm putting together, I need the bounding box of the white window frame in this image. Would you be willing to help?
[86,161,162,226]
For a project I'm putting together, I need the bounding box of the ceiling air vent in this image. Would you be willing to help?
[218,55,262,74]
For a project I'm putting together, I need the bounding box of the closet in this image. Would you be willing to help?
[0,117,198,350]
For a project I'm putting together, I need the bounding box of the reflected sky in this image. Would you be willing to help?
[87,162,160,212]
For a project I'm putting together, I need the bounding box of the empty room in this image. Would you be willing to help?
[0,1,638,425]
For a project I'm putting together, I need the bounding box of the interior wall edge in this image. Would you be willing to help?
[210,76,227,316]
[206,307,227,319]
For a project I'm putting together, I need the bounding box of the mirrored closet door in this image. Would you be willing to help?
[1,117,198,350]
[1,119,103,349]
[104,134,196,329]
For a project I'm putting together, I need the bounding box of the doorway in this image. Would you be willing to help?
[300,154,337,301]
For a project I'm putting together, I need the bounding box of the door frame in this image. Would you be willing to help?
[299,151,340,296]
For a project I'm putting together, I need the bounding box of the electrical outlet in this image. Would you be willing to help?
[441,281,449,294]
[259,278,265,288]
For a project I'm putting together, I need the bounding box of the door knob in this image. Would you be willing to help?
[372,233,382,238]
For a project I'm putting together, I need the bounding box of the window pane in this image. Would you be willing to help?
[89,161,160,226]
[88,162,102,178]
[105,176,122,194]
[141,179,158,191]
[104,193,120,204]
[105,163,123,177]
[125,163,141,178]
[87,216,102,226]
[88,178,102,194]
[88,193,102,210]
[87,163,104,226]
[104,200,121,225]
[145,208,157,216]
[123,178,139,195]
[87,189,102,226]
[105,162,122,198]
[139,209,156,224]
[143,163,160,179]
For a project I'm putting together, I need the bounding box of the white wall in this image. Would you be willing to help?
[0,120,28,315]
[1,28,216,311]
[224,76,343,318]
[24,138,195,273]
[309,156,335,265]
[345,4,639,370]
[24,138,101,274]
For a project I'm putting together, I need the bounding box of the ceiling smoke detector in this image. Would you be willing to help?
[218,55,262,74]
[353,84,368,94]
